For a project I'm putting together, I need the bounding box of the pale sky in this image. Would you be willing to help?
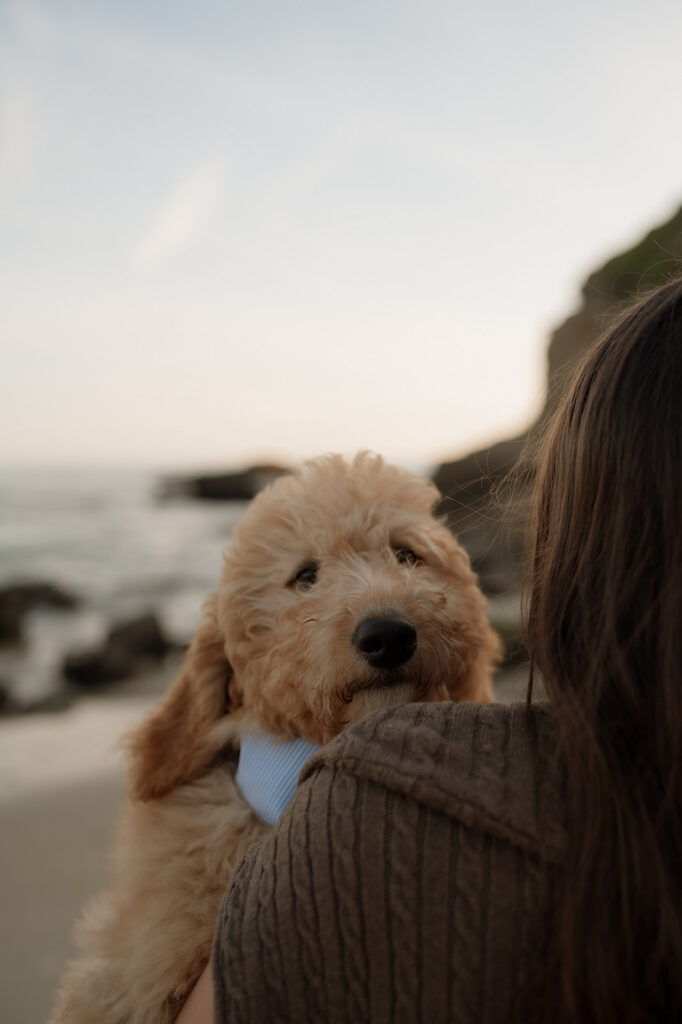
[2,0,681,472]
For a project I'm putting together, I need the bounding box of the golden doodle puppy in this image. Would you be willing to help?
[51,453,499,1024]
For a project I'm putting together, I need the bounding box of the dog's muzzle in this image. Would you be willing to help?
[352,613,417,670]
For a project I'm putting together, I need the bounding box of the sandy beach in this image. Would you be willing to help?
[0,667,174,1024]
[1,665,529,1024]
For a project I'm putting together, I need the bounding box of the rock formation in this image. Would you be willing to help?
[62,613,174,688]
[0,582,78,645]
[159,463,291,502]
[434,202,682,598]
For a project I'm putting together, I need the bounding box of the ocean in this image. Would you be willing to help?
[0,467,247,705]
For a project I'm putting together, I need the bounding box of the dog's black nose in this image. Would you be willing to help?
[352,615,417,669]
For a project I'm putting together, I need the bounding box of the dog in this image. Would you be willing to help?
[50,453,498,1024]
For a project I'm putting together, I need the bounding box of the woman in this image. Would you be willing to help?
[181,277,682,1023]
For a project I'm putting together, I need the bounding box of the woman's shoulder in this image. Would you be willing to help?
[216,702,564,1023]
[301,700,565,863]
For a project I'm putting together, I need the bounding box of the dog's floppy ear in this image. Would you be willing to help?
[448,633,498,704]
[432,523,499,705]
[126,594,239,801]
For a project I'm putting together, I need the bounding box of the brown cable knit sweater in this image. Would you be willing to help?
[213,700,565,1023]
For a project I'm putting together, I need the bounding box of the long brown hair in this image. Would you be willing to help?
[525,277,682,1022]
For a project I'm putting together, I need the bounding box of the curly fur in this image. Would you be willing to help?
[50,453,499,1024]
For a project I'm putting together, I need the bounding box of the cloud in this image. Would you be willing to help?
[131,160,224,271]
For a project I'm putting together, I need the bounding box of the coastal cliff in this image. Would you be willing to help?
[434,202,682,599]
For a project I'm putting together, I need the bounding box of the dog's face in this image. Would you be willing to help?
[219,453,496,742]
[128,454,498,800]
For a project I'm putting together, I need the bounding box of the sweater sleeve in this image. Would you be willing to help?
[212,750,553,1024]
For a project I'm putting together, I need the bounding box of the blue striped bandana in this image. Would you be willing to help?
[236,731,321,825]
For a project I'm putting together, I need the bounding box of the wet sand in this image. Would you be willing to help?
[1,774,126,1024]
[0,668,173,1024]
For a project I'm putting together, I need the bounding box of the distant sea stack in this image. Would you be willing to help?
[434,202,682,593]
[159,463,291,502]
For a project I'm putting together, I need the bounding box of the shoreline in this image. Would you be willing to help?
[0,661,179,805]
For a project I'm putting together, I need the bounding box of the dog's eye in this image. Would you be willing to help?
[289,564,318,590]
[394,547,422,566]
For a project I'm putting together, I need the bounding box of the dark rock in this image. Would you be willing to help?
[433,437,532,595]
[62,613,172,689]
[492,621,528,669]
[0,679,13,715]
[62,646,134,687]
[0,582,78,644]
[159,463,291,502]
[21,690,75,715]
[107,614,170,659]
[0,679,74,716]
[433,436,529,529]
